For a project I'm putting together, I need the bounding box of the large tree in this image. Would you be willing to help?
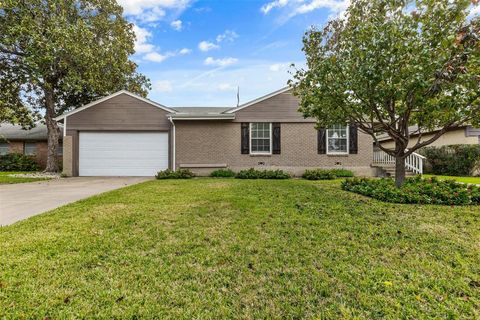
[0,0,150,172]
[290,0,480,187]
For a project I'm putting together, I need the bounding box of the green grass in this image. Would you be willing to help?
[0,171,50,184]
[423,174,480,184]
[1,179,479,318]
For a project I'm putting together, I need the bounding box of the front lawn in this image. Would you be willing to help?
[1,179,479,318]
[423,174,480,185]
[0,171,50,184]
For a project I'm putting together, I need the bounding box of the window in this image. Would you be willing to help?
[0,142,8,155]
[327,125,349,154]
[250,122,272,154]
[57,144,63,156]
[24,142,37,155]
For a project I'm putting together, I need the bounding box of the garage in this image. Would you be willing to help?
[79,132,169,176]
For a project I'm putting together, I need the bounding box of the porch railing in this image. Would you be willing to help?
[373,150,426,175]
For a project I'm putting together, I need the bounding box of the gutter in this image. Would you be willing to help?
[168,116,176,171]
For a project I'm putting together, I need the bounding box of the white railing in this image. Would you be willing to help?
[373,150,426,174]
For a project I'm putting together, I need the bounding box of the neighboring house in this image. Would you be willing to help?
[378,125,480,149]
[0,123,63,169]
[55,88,374,177]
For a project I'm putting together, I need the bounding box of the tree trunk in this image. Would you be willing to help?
[44,87,60,173]
[395,156,406,187]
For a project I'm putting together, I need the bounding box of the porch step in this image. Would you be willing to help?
[377,166,417,178]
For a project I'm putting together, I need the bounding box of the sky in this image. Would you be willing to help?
[117,0,350,107]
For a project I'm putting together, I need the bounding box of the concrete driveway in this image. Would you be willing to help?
[0,177,151,226]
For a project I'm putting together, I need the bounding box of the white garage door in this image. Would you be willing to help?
[79,132,169,176]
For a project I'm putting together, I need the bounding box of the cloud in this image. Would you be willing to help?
[198,41,220,52]
[171,19,183,30]
[218,83,237,91]
[144,52,170,62]
[179,48,191,55]
[132,25,155,53]
[216,30,239,43]
[269,63,289,72]
[204,57,238,67]
[260,0,349,21]
[261,0,289,14]
[118,0,193,22]
[154,80,173,92]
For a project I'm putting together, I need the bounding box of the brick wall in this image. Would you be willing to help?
[62,136,73,176]
[5,141,62,170]
[175,121,374,176]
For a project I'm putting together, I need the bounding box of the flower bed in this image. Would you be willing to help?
[341,176,480,205]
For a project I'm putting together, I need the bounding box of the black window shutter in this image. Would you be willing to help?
[317,128,326,154]
[272,123,281,154]
[241,123,249,154]
[349,124,358,154]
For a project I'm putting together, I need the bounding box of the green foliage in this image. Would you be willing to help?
[290,0,480,186]
[303,168,355,180]
[210,168,236,178]
[342,176,480,205]
[0,153,39,171]
[422,145,480,176]
[156,169,195,179]
[235,168,291,179]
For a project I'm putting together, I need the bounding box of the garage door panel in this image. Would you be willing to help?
[79,132,169,176]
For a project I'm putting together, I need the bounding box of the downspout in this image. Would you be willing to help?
[168,116,176,171]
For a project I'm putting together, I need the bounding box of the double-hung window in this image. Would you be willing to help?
[250,122,272,155]
[0,142,8,155]
[327,125,349,154]
[24,142,37,155]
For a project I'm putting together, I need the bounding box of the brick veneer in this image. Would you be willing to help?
[175,121,374,176]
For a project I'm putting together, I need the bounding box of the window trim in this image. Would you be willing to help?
[249,122,272,155]
[326,125,349,155]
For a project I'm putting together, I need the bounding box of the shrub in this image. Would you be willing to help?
[303,169,336,180]
[210,168,236,178]
[302,168,354,180]
[235,168,290,179]
[0,153,39,171]
[156,168,194,179]
[422,145,480,176]
[341,176,480,205]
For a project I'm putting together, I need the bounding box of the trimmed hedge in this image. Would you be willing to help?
[341,176,480,205]
[235,168,291,179]
[0,153,39,171]
[156,168,195,179]
[422,145,480,176]
[303,168,354,180]
[210,169,236,178]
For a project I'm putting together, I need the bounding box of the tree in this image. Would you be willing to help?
[290,0,480,187]
[0,0,150,172]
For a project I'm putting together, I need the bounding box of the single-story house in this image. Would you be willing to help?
[0,123,63,169]
[378,125,480,149]
[54,87,375,177]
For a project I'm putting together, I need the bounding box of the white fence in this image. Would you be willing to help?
[373,150,426,174]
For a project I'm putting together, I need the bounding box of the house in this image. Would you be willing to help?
[54,88,374,177]
[0,123,63,169]
[378,125,480,149]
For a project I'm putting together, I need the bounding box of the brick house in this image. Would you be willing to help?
[0,123,63,169]
[54,87,374,177]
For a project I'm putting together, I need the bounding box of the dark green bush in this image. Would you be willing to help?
[422,145,480,176]
[0,153,39,171]
[303,168,354,180]
[156,168,195,179]
[210,168,236,177]
[341,176,480,205]
[235,168,290,179]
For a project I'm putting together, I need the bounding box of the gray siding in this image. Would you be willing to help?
[234,91,315,123]
[465,126,480,137]
[67,93,171,131]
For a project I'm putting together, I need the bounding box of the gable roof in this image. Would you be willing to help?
[223,87,291,114]
[0,123,63,141]
[54,90,175,121]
